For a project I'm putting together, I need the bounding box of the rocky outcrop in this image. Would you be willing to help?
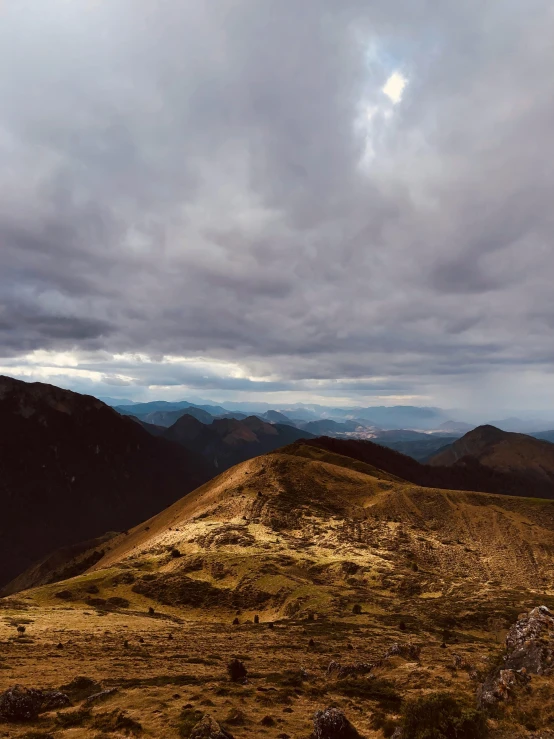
[313,707,362,739]
[479,605,554,707]
[384,643,421,661]
[326,660,374,678]
[0,685,70,721]
[189,714,234,739]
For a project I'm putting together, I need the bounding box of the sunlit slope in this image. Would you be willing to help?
[17,448,553,627]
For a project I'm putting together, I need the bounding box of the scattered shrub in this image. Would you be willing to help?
[178,707,204,737]
[55,708,91,728]
[55,590,73,601]
[254,614,259,624]
[352,604,362,615]
[401,692,488,739]
[227,658,248,683]
[91,709,142,735]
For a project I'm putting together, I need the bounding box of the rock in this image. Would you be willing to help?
[504,605,554,673]
[384,643,421,661]
[0,685,44,721]
[326,660,374,678]
[190,714,234,739]
[478,605,554,707]
[313,707,362,739]
[83,687,119,706]
[40,690,71,711]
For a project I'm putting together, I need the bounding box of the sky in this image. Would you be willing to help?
[1,0,553,412]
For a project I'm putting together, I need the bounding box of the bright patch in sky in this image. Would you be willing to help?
[382,72,407,103]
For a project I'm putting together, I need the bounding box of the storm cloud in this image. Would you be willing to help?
[0,0,553,410]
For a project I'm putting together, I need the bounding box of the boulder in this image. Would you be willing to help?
[190,714,234,739]
[479,605,554,707]
[313,707,362,739]
[0,685,44,721]
[384,643,421,661]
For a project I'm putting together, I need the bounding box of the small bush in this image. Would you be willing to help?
[91,709,142,735]
[370,711,397,738]
[171,548,182,558]
[178,707,203,737]
[352,604,362,615]
[227,658,248,683]
[55,708,91,728]
[401,693,488,739]
[335,678,401,710]
[55,590,73,601]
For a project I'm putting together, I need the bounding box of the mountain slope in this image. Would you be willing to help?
[24,447,554,615]
[291,435,554,498]
[428,425,554,487]
[6,447,554,739]
[162,413,314,470]
[0,375,213,589]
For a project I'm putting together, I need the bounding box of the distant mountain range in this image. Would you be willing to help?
[159,413,313,471]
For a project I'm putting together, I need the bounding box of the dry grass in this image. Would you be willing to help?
[2,450,554,737]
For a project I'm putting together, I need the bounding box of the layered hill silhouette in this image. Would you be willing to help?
[0,376,213,589]
[160,412,313,470]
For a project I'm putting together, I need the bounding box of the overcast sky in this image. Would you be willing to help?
[1,0,553,411]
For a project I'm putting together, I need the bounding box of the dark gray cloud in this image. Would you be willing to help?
[0,0,553,410]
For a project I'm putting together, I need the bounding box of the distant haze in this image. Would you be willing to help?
[1,1,553,413]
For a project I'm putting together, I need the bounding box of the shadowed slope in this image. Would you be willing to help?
[0,375,213,589]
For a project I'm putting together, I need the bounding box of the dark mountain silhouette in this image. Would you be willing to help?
[0,376,213,588]
[287,432,554,499]
[162,413,314,470]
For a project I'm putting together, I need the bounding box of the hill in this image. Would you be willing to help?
[292,435,554,498]
[428,425,554,489]
[162,413,314,470]
[0,376,213,589]
[4,446,554,736]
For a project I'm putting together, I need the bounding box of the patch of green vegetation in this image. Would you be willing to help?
[401,693,488,739]
[55,708,91,728]
[178,707,204,737]
[334,677,401,710]
[91,709,143,735]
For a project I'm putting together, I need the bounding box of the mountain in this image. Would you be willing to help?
[438,420,474,433]
[298,419,362,434]
[0,375,213,589]
[428,425,554,489]
[97,396,137,407]
[533,430,554,443]
[295,434,554,499]
[137,406,214,427]
[115,400,228,417]
[162,413,314,470]
[373,431,460,462]
[261,409,295,425]
[8,443,554,737]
